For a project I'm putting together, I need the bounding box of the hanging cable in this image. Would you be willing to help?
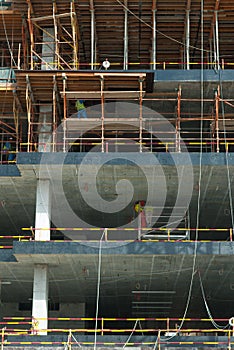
[93,230,105,350]
[218,71,234,235]
[71,332,82,348]
[122,319,139,349]
[163,0,204,341]
[198,271,229,330]
[152,332,159,350]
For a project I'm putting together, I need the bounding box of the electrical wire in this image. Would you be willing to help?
[93,230,105,350]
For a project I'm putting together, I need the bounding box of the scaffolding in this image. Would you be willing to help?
[7,70,234,155]
[0,1,234,154]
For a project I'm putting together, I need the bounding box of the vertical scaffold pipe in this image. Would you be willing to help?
[215,10,220,70]
[90,0,95,71]
[62,73,67,152]
[123,3,128,70]
[139,76,144,153]
[152,9,156,70]
[100,77,105,153]
[186,9,190,70]
[215,87,220,153]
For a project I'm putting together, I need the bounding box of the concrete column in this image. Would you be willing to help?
[41,27,55,70]
[35,179,51,241]
[32,264,49,335]
[38,105,53,152]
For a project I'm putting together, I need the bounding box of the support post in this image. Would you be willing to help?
[215,86,220,153]
[213,26,217,70]
[27,1,34,70]
[32,264,49,335]
[17,43,21,69]
[176,86,181,152]
[215,10,220,70]
[26,77,32,152]
[52,76,58,152]
[158,329,161,350]
[62,73,67,152]
[1,327,5,350]
[22,19,28,69]
[53,1,59,69]
[100,76,105,153]
[209,38,212,69]
[101,317,104,336]
[123,1,128,70]
[90,0,95,70]
[13,92,20,154]
[152,9,156,70]
[186,9,190,70]
[137,212,142,241]
[139,75,144,153]
[71,0,79,69]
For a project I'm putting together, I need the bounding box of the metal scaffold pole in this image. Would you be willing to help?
[90,0,95,71]
[152,7,156,70]
[215,10,220,69]
[123,0,128,70]
[186,7,190,70]
[215,86,220,153]
[176,86,181,152]
[52,76,57,152]
[53,1,59,69]
[139,75,144,153]
[26,75,32,152]
[27,0,34,70]
[62,73,67,152]
[100,76,105,152]
[71,0,79,70]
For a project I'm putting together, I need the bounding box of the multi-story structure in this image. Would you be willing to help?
[0,0,233,348]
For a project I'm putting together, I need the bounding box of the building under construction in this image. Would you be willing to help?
[0,0,234,348]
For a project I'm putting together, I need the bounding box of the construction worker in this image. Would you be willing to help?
[2,137,14,163]
[102,58,110,70]
[134,200,147,228]
[75,100,87,119]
